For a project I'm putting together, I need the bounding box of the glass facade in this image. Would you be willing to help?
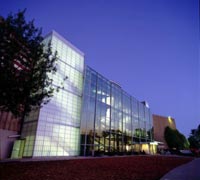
[21,31,84,157]
[16,31,153,158]
[80,66,153,156]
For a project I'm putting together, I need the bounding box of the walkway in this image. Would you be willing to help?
[160,158,200,180]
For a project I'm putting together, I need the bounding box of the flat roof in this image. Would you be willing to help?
[44,30,84,56]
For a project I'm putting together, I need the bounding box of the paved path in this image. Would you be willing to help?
[160,158,200,180]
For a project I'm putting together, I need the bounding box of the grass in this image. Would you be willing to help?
[0,155,193,180]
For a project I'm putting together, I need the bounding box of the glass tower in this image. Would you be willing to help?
[21,31,84,157]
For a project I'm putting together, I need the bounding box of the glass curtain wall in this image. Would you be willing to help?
[80,66,152,156]
[21,31,84,157]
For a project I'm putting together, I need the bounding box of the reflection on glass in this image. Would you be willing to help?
[21,31,84,157]
[80,66,153,156]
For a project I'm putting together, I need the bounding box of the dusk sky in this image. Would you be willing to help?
[1,0,199,137]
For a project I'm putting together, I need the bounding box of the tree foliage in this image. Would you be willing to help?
[164,126,189,150]
[0,9,57,118]
[188,124,200,149]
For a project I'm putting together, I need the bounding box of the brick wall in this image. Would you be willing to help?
[153,114,176,149]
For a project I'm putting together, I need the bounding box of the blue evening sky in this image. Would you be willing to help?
[1,0,199,137]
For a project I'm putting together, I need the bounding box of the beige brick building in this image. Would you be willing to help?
[153,114,176,149]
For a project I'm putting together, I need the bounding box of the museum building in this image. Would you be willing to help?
[10,31,154,158]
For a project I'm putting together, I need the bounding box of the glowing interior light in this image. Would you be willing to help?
[168,116,172,124]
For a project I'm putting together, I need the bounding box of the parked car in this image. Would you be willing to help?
[190,148,200,157]
[179,150,193,156]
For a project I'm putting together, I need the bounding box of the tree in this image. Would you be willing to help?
[164,126,189,150]
[188,124,200,149]
[0,10,57,120]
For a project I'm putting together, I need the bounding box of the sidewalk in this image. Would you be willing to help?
[160,158,200,180]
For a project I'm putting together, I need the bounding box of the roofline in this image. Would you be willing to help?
[44,30,84,56]
[86,65,147,107]
[152,114,175,120]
